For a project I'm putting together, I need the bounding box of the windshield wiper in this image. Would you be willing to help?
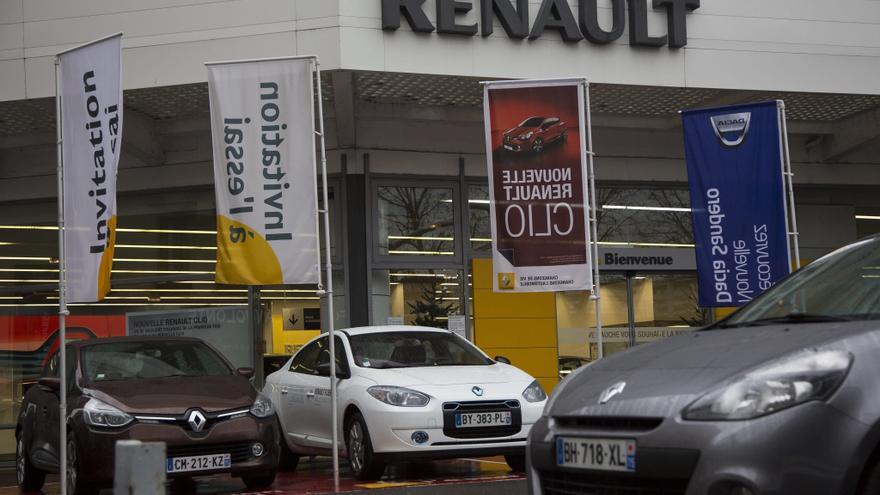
[718,312,854,328]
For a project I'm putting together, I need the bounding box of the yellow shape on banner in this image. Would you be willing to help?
[497,272,515,290]
[216,215,283,285]
[97,215,117,301]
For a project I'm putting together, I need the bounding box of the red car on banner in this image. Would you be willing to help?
[501,116,567,153]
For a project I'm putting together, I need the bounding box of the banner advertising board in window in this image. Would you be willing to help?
[682,101,792,307]
[483,80,593,293]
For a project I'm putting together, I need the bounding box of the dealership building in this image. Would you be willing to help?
[1,0,879,457]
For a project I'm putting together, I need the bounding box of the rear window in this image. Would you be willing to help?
[82,341,232,382]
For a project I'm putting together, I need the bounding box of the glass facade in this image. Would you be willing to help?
[0,173,723,456]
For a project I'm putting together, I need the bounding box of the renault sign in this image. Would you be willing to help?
[382,0,700,48]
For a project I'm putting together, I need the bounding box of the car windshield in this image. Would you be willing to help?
[82,341,232,382]
[518,117,545,128]
[716,236,880,328]
[349,331,493,369]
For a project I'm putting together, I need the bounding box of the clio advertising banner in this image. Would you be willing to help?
[682,101,791,308]
[58,34,123,303]
[483,80,593,293]
[207,57,320,285]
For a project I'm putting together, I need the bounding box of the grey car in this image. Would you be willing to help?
[528,235,880,495]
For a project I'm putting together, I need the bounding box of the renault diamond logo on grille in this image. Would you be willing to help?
[710,112,751,148]
[472,386,484,397]
[599,382,626,405]
[187,410,207,432]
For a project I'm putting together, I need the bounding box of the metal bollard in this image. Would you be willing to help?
[114,440,166,495]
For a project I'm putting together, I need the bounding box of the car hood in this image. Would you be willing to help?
[549,322,878,419]
[505,126,535,138]
[359,363,533,387]
[83,375,257,415]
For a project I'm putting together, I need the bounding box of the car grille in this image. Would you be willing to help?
[166,441,253,463]
[539,470,689,495]
[554,416,664,432]
[442,400,522,439]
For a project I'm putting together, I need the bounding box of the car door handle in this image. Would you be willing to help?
[280,388,289,395]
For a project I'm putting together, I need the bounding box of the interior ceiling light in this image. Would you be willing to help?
[116,244,216,250]
[597,241,695,248]
[0,303,247,308]
[602,205,692,212]
[388,235,454,241]
[0,225,57,231]
[113,269,215,275]
[390,273,453,278]
[114,258,216,264]
[0,256,53,261]
[856,215,880,221]
[388,250,455,255]
[0,225,215,235]
[0,268,58,273]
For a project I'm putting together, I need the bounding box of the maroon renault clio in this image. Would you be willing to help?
[16,337,279,495]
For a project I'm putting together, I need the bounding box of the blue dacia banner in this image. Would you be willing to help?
[682,101,791,308]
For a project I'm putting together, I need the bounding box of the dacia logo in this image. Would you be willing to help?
[710,112,751,148]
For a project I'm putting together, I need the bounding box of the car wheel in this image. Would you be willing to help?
[504,453,526,472]
[241,471,276,489]
[67,432,97,495]
[532,138,544,153]
[16,434,46,491]
[345,413,386,481]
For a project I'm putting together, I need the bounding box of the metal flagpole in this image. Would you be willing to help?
[584,81,603,359]
[54,57,69,495]
[777,100,801,270]
[313,58,339,490]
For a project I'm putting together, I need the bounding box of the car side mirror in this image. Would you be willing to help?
[316,362,350,379]
[495,356,511,365]
[38,377,61,392]
[235,367,255,379]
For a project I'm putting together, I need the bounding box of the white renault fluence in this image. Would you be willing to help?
[264,325,547,480]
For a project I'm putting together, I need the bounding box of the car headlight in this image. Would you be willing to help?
[250,394,275,418]
[522,380,547,403]
[367,386,429,407]
[682,349,853,421]
[83,398,133,428]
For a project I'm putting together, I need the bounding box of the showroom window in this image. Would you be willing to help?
[374,184,459,260]
[467,184,492,254]
[370,269,464,328]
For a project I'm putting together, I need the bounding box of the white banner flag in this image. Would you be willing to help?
[58,34,123,303]
[207,57,320,285]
